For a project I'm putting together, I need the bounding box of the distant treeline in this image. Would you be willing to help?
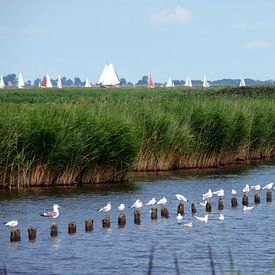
[0,86,274,188]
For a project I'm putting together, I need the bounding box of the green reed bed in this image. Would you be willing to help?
[0,87,274,188]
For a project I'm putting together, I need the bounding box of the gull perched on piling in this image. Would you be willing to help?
[131,199,143,209]
[262,182,274,190]
[157,197,167,205]
[175,194,188,203]
[98,202,112,213]
[194,214,208,223]
[146,198,156,206]
[4,219,18,228]
[250,184,261,192]
[41,204,60,223]
[118,203,125,212]
[242,184,250,193]
[213,189,224,197]
[202,189,212,200]
[232,189,237,196]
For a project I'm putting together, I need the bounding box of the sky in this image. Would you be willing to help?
[0,0,275,83]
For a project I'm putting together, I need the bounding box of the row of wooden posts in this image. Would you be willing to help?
[9,191,272,242]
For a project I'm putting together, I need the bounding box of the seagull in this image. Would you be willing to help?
[146,198,156,206]
[176,213,183,223]
[157,197,167,205]
[194,214,208,223]
[118,203,125,212]
[243,205,254,212]
[131,199,142,209]
[250,184,261,192]
[262,182,274,190]
[181,222,193,227]
[175,194,188,203]
[41,204,60,223]
[98,202,112,213]
[4,219,18,228]
[202,189,212,200]
[213,189,224,197]
[242,184,250,193]
[218,213,224,221]
[232,189,237,195]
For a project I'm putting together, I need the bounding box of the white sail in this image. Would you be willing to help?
[98,63,120,86]
[203,75,210,88]
[0,75,5,89]
[166,78,174,88]
[18,73,25,88]
[57,75,62,89]
[185,76,192,87]
[84,78,91,87]
[239,75,246,87]
[46,74,53,88]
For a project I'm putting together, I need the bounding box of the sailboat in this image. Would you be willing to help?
[184,76,192,87]
[203,75,210,88]
[57,75,62,89]
[17,73,25,88]
[97,62,120,87]
[84,78,91,87]
[239,75,246,87]
[147,74,154,88]
[41,74,53,88]
[0,76,5,89]
[165,78,174,88]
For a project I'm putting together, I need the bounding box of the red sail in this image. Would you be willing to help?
[148,74,153,87]
[40,76,47,88]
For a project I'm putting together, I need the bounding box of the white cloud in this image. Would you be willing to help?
[23,24,42,34]
[245,40,272,50]
[151,6,192,26]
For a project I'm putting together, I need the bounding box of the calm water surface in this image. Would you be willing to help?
[0,163,275,274]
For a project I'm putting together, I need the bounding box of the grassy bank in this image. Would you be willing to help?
[0,86,274,188]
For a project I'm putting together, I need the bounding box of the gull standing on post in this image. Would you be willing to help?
[250,184,261,192]
[41,204,60,223]
[175,194,188,203]
[146,198,157,206]
[4,219,18,228]
[262,182,274,190]
[98,202,112,214]
[242,184,250,193]
[157,197,167,205]
[131,199,143,209]
[202,189,212,200]
[213,189,224,197]
[118,203,125,212]
[232,189,237,196]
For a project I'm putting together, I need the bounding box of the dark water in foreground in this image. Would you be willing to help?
[0,163,275,274]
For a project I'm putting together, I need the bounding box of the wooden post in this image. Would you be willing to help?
[10,229,21,242]
[50,224,58,237]
[68,221,77,234]
[254,193,260,204]
[218,198,224,210]
[85,218,94,232]
[134,210,141,225]
[28,227,36,241]
[191,203,197,214]
[118,213,126,227]
[206,201,212,212]
[231,197,238,207]
[177,203,184,216]
[150,208,157,220]
[161,207,169,218]
[102,216,110,228]
[242,194,249,206]
[267,191,272,202]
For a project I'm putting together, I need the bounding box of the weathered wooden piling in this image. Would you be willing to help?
[254,193,260,204]
[68,221,77,234]
[150,208,157,220]
[161,207,169,218]
[10,229,21,242]
[218,198,224,210]
[102,216,111,228]
[206,201,212,212]
[267,191,272,202]
[177,203,184,216]
[28,227,36,241]
[231,197,238,207]
[50,224,58,237]
[242,194,249,206]
[85,218,94,232]
[134,210,141,225]
[191,203,197,214]
[118,213,126,227]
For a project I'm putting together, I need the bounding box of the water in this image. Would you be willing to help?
[1,163,275,274]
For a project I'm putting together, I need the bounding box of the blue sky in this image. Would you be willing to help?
[0,0,275,83]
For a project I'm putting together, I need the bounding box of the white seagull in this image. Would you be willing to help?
[5,219,18,228]
[181,222,193,227]
[118,203,125,212]
[146,198,156,206]
[262,182,274,190]
[131,199,143,209]
[194,214,208,223]
[98,202,112,213]
[242,184,250,193]
[213,189,224,197]
[232,189,237,195]
[218,213,224,221]
[41,204,60,223]
[175,194,188,203]
[157,197,167,205]
[202,189,212,200]
[243,205,254,212]
[250,184,261,192]
[176,213,183,223]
